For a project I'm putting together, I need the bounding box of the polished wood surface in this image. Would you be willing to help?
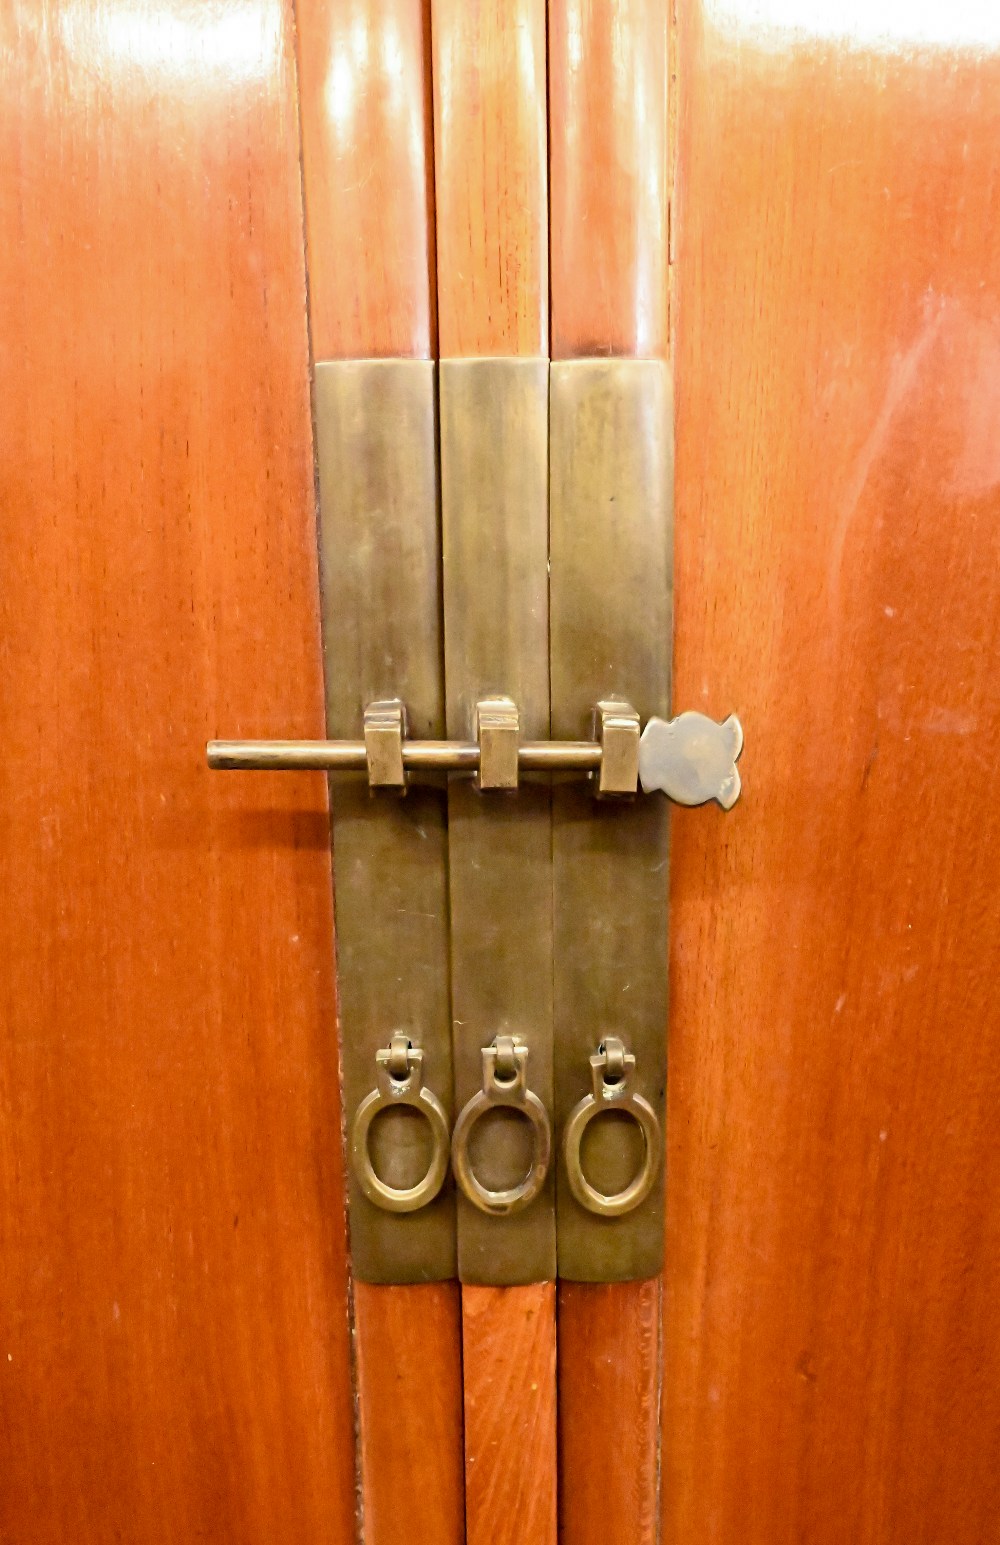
[431,4,556,1540]
[294,5,465,1542]
[549,7,669,1541]
[431,0,547,356]
[462,1283,558,1544]
[666,8,1000,1542]
[549,0,669,359]
[558,1280,662,1545]
[0,3,355,1540]
[296,0,436,357]
[355,1283,465,1545]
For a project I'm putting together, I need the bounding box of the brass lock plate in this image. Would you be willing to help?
[209,357,740,1286]
[315,360,455,1284]
[550,359,672,1282]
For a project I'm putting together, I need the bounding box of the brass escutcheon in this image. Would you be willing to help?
[451,1035,551,1216]
[563,1038,660,1218]
[351,1032,451,1214]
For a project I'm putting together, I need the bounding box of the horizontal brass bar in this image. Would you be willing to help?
[207,739,603,773]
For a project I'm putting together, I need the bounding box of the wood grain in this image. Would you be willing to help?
[549,8,669,1542]
[462,1283,558,1544]
[431,0,548,356]
[558,1280,662,1545]
[549,0,669,359]
[431,4,556,1540]
[666,9,1000,1543]
[0,3,355,1541]
[354,1282,465,1545]
[295,0,436,358]
[294,4,464,1542]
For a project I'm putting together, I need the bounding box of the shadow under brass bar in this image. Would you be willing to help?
[207,739,603,773]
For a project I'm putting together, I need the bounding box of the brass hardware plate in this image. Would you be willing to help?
[439,358,556,1285]
[315,360,455,1283]
[208,358,742,1286]
[550,359,672,1282]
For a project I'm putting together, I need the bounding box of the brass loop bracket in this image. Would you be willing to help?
[351,1032,451,1214]
[451,1035,552,1216]
[563,1038,661,1218]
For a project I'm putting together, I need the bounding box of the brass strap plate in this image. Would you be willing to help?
[550,359,672,1282]
[439,358,556,1285]
[315,360,455,1283]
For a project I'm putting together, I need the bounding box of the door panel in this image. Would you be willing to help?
[0,2,355,1540]
[667,8,1000,1542]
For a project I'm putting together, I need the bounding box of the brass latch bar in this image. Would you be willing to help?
[207,704,742,806]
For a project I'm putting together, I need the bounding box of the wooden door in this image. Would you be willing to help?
[3,3,1000,1544]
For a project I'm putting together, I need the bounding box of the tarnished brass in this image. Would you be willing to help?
[314,359,454,1283]
[439,358,556,1285]
[550,358,671,1282]
[363,699,407,789]
[452,1037,552,1216]
[563,1038,660,1217]
[352,1033,451,1213]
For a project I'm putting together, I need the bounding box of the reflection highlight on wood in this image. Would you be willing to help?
[462,1284,558,1545]
[549,0,669,359]
[431,0,548,355]
[0,2,355,1540]
[666,9,1000,1543]
[355,1284,465,1545]
[295,0,436,358]
[558,1281,661,1545]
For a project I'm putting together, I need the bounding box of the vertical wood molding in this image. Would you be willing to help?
[548,5,670,1543]
[355,1283,465,1545]
[295,0,437,358]
[432,0,548,356]
[462,1284,559,1544]
[558,1280,662,1545]
[549,0,669,359]
[294,5,465,1544]
[431,4,557,1543]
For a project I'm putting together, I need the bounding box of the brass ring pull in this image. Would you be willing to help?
[452,1036,551,1216]
[564,1038,660,1217]
[351,1033,450,1214]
